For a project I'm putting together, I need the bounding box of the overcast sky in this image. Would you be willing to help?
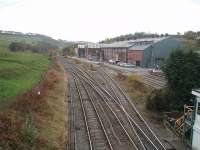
[0,0,200,42]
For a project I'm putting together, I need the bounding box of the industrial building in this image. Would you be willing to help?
[192,89,200,150]
[75,36,183,68]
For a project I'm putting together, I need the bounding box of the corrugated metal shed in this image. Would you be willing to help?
[142,37,183,68]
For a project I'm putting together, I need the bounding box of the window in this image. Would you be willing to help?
[198,102,200,115]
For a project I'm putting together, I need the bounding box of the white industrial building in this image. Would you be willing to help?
[192,89,200,150]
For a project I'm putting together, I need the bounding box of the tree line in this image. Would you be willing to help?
[182,31,200,40]
[100,31,200,44]
[62,44,76,56]
[100,32,169,43]
[9,41,58,53]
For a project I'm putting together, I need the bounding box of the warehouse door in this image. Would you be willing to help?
[136,61,140,66]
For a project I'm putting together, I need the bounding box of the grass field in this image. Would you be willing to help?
[0,52,50,101]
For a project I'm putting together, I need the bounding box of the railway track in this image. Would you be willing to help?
[96,68,166,150]
[73,74,112,150]
[141,74,167,89]
[68,73,91,150]
[63,58,167,150]
[71,67,141,150]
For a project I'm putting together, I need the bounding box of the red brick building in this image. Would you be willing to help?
[127,50,143,66]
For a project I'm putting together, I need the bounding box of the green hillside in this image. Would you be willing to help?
[0,52,50,101]
[0,31,74,102]
[0,32,70,52]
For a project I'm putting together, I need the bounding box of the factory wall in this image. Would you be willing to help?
[103,48,127,62]
[87,48,101,60]
[127,50,143,66]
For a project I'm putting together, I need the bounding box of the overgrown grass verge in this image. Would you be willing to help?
[0,58,67,149]
[117,73,148,94]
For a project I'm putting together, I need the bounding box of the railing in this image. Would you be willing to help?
[174,105,194,135]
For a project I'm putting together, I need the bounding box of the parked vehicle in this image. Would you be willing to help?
[109,59,115,64]
[124,63,136,68]
[115,60,120,64]
[119,63,135,68]
[119,62,126,67]
[93,61,100,65]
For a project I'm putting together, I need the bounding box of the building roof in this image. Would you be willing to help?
[128,44,151,51]
[79,37,169,50]
[87,43,101,48]
[100,37,169,49]
[192,89,200,97]
[128,37,167,43]
[100,42,131,48]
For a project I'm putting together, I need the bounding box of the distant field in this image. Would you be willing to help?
[0,52,50,101]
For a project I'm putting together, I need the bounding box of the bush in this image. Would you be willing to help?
[126,75,147,91]
[0,111,23,149]
[127,74,141,84]
[117,72,127,81]
[146,89,169,112]
[9,42,57,53]
[21,115,38,148]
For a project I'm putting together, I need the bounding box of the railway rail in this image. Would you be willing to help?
[63,58,167,150]
[96,68,166,150]
[141,74,167,89]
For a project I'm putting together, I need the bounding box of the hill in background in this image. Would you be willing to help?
[0,30,72,52]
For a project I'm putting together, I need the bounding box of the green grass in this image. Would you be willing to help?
[0,52,50,101]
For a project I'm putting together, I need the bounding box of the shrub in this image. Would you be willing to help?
[146,89,169,112]
[21,115,38,148]
[117,72,127,81]
[0,111,22,149]
[127,75,141,86]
